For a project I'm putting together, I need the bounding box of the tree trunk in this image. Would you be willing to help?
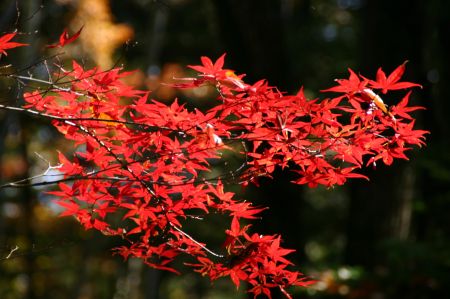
[212,0,291,89]
[345,0,426,267]
[18,2,42,298]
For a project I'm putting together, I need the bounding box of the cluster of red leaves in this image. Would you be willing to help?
[8,28,426,298]
[174,55,427,187]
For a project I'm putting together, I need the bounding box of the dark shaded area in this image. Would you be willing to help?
[1,0,449,298]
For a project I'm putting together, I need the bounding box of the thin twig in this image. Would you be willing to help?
[4,245,19,259]
[170,223,223,258]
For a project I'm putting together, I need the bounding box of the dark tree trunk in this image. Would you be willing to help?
[212,2,311,298]
[212,0,291,89]
[345,0,426,268]
[17,2,42,298]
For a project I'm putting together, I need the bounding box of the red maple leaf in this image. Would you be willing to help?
[366,61,422,94]
[0,32,28,56]
[321,68,367,94]
[390,91,426,119]
[188,53,226,76]
[47,26,83,48]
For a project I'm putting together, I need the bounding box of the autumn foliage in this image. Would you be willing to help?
[0,32,427,298]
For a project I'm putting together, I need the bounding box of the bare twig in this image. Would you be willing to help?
[170,223,224,258]
[4,245,19,259]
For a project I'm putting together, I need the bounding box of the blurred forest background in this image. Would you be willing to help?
[0,0,449,298]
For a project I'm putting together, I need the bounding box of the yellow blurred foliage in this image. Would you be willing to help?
[70,0,134,68]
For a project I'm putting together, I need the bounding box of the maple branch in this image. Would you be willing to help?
[0,103,182,133]
[0,240,75,261]
[66,118,227,259]
[0,162,251,190]
[0,156,62,189]
[0,122,342,191]
[170,223,224,258]
[8,73,75,93]
[66,120,158,195]
[0,100,360,192]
